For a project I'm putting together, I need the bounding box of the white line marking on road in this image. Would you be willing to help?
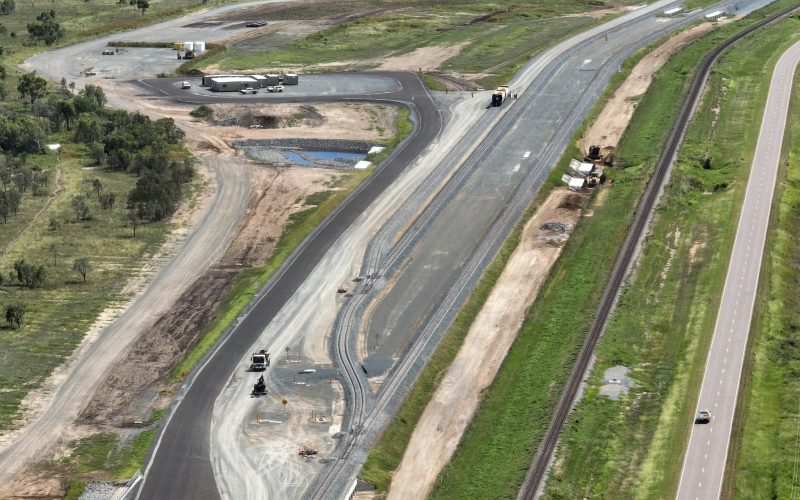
[523,151,531,158]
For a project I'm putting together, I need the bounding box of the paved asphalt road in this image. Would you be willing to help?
[134,72,441,500]
[676,37,800,500]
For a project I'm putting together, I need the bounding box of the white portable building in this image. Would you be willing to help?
[663,6,684,17]
[210,76,257,92]
[183,41,194,51]
[194,41,206,52]
[705,10,726,19]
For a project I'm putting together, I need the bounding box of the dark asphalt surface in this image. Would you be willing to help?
[134,72,440,500]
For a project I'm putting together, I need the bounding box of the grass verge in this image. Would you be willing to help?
[536,6,800,500]
[170,107,413,380]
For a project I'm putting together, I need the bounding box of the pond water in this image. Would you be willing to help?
[283,151,311,165]
[302,151,364,160]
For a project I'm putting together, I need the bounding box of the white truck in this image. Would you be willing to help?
[251,350,270,371]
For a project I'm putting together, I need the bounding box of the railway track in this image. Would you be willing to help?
[517,3,800,499]
[304,1,723,498]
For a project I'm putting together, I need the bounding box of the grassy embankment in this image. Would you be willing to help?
[536,8,800,500]
[359,23,700,493]
[0,141,196,431]
[170,107,412,379]
[182,0,634,89]
[725,26,800,500]
[419,2,800,498]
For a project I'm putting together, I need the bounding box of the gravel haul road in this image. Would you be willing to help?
[676,35,800,500]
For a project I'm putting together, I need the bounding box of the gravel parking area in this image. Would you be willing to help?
[174,73,402,98]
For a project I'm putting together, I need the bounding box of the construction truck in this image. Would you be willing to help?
[491,85,511,107]
[251,350,270,371]
[298,446,318,458]
[252,375,267,396]
[586,145,602,161]
[695,409,711,424]
[183,50,196,59]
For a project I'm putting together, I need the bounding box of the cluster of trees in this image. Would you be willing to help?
[0,0,14,16]
[0,76,194,229]
[27,10,65,46]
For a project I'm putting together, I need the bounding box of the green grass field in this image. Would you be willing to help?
[0,143,195,431]
[539,7,800,500]
[189,1,627,89]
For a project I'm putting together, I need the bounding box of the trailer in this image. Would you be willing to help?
[202,74,238,87]
[210,76,258,92]
[265,74,281,86]
[283,73,299,85]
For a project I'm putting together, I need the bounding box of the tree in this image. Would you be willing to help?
[80,84,106,108]
[74,115,102,143]
[92,178,103,198]
[60,77,66,89]
[56,100,75,130]
[68,81,75,92]
[136,0,148,16]
[71,194,89,221]
[17,72,47,106]
[100,192,115,209]
[13,260,45,288]
[0,0,15,16]
[48,216,60,231]
[0,66,7,81]
[5,302,25,329]
[0,24,7,36]
[0,81,7,101]
[72,258,92,281]
[49,243,57,266]
[90,144,105,165]
[0,195,7,223]
[127,209,140,237]
[5,188,19,214]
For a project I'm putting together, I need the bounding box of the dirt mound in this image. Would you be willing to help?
[557,194,587,211]
[78,268,239,426]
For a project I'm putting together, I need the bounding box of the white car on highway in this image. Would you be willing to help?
[267,85,284,93]
[239,87,258,94]
[180,81,191,89]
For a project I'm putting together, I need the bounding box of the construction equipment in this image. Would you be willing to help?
[251,350,270,371]
[337,284,348,293]
[695,409,711,424]
[173,42,184,50]
[491,85,511,107]
[183,50,196,60]
[586,171,605,188]
[298,446,318,457]
[587,145,602,160]
[252,375,267,396]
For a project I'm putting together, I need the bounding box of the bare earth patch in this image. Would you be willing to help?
[387,188,589,500]
[376,42,470,72]
[582,22,716,157]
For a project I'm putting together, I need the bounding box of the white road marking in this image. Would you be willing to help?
[523,151,531,158]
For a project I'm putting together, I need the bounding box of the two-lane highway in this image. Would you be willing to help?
[676,36,800,500]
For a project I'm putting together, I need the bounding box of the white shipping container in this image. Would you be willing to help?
[183,41,194,51]
[194,41,205,52]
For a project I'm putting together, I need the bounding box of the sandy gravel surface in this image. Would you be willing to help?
[207,93,489,500]
[387,189,588,500]
[582,22,716,156]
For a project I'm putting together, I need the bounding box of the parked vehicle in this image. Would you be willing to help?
[102,49,115,55]
[246,21,268,27]
[84,71,97,76]
[267,85,284,93]
[491,85,511,107]
[239,87,258,94]
[251,350,270,371]
[180,81,191,90]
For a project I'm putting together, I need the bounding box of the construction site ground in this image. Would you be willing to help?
[387,188,589,500]
[582,22,718,157]
[0,77,402,497]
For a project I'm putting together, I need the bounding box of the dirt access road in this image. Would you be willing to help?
[387,189,588,500]
[582,21,718,157]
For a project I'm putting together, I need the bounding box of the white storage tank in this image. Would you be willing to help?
[194,41,205,52]
[183,41,194,51]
